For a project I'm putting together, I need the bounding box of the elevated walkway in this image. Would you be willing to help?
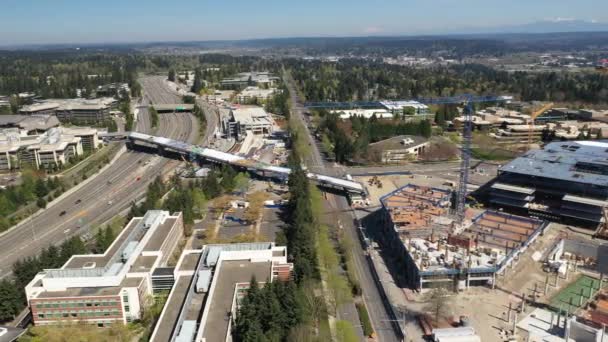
[127,132,366,194]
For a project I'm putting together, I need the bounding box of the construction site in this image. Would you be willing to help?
[379,184,548,292]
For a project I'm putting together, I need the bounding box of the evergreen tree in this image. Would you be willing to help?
[168,69,176,82]
[0,280,22,321]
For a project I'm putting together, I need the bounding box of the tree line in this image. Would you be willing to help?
[234,121,335,340]
[317,110,432,163]
[287,59,608,104]
[0,51,144,101]
[0,171,64,231]
[0,236,87,322]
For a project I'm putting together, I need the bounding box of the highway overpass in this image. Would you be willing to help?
[126,132,366,195]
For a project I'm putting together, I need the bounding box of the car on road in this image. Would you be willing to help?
[59,210,67,216]
[75,199,82,204]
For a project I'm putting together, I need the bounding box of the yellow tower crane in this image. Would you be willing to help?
[527,102,554,149]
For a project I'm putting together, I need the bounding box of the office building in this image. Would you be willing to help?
[19,102,60,116]
[223,106,273,139]
[150,243,293,342]
[488,141,608,227]
[221,72,279,89]
[0,115,60,134]
[0,127,84,170]
[368,135,429,163]
[25,211,184,327]
[55,99,113,124]
[19,98,116,124]
[236,86,277,104]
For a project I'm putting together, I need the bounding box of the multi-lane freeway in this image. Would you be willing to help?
[0,76,202,278]
[285,73,403,342]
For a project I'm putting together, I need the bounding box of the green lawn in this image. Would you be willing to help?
[549,275,605,312]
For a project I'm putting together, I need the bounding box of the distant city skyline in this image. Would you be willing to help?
[1,0,607,46]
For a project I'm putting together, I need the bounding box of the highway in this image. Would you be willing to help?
[285,72,402,342]
[0,76,200,278]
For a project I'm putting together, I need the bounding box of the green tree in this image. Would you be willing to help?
[36,197,47,208]
[0,279,22,321]
[34,178,48,198]
[203,171,222,198]
[168,69,176,82]
[419,119,432,138]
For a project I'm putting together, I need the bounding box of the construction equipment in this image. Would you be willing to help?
[305,94,512,224]
[527,102,554,149]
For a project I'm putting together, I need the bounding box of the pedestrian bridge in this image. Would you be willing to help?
[127,132,366,195]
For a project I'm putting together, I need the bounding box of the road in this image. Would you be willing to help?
[0,76,202,278]
[285,72,402,342]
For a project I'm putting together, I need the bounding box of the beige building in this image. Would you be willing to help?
[25,211,184,327]
[369,135,429,163]
[0,127,93,170]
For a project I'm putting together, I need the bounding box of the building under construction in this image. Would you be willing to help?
[487,141,608,229]
[380,184,548,291]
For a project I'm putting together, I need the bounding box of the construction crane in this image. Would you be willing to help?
[412,95,513,224]
[527,102,554,149]
[304,95,512,223]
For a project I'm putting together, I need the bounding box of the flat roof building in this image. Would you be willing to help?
[236,86,277,104]
[0,115,60,134]
[223,106,273,139]
[150,243,292,342]
[368,135,429,163]
[0,127,86,171]
[19,102,60,116]
[487,141,608,227]
[19,98,116,124]
[25,211,184,327]
[221,72,279,90]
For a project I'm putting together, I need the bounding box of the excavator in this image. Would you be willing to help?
[527,102,554,149]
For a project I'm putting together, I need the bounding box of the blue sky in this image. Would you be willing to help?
[1,0,607,45]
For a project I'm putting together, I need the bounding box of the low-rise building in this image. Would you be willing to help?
[223,106,273,139]
[19,102,60,115]
[236,86,277,103]
[55,98,114,124]
[25,211,184,327]
[487,141,608,227]
[149,242,293,342]
[61,126,101,151]
[379,100,433,121]
[368,135,429,163]
[0,127,85,170]
[0,115,60,134]
[330,108,393,120]
[221,72,279,89]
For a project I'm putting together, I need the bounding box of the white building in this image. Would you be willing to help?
[0,126,98,170]
[380,100,430,115]
[221,72,279,89]
[330,108,393,120]
[150,242,293,342]
[25,211,184,327]
[236,86,277,103]
[19,98,116,124]
[224,106,273,139]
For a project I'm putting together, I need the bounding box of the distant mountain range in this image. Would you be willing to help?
[462,19,608,34]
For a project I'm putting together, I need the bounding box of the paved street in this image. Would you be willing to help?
[285,72,403,342]
[0,76,207,279]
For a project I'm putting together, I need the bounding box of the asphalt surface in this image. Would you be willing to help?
[285,73,402,342]
[0,76,201,278]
